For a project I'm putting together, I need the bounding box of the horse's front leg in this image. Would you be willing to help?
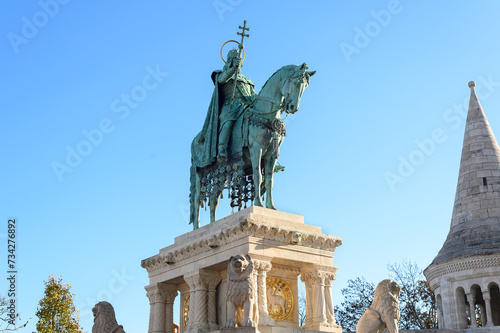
[264,155,277,210]
[250,146,263,207]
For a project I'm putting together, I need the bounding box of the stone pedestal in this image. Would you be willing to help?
[142,207,342,333]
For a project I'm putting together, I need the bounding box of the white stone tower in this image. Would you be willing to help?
[424,81,500,330]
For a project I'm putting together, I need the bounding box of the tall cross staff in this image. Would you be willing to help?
[228,20,250,114]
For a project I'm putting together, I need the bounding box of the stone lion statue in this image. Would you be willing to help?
[356,279,401,333]
[224,254,259,328]
[92,301,126,333]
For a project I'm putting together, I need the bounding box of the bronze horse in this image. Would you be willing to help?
[190,63,315,229]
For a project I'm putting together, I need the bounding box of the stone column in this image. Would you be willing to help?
[301,266,340,332]
[185,271,220,332]
[483,292,494,327]
[253,259,275,326]
[324,271,338,327]
[313,272,326,326]
[205,275,222,331]
[162,285,179,333]
[303,273,314,328]
[184,274,208,332]
[146,283,177,333]
[466,293,477,328]
[148,300,154,333]
[479,304,486,327]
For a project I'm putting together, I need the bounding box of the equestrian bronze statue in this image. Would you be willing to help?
[190,21,315,229]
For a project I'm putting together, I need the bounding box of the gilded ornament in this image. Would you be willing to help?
[266,277,293,321]
[183,294,190,329]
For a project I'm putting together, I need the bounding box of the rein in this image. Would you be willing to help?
[249,72,290,116]
[249,98,283,115]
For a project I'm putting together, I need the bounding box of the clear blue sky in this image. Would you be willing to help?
[2,1,500,332]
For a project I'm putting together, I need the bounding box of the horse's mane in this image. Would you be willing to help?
[260,65,297,91]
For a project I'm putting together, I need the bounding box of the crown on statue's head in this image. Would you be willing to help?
[227,48,239,60]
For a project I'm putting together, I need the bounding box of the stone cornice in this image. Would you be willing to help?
[142,255,164,272]
[141,218,342,273]
[424,255,500,284]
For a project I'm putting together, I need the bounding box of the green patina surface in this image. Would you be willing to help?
[189,21,315,229]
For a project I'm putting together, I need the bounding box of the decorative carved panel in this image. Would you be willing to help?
[266,277,293,321]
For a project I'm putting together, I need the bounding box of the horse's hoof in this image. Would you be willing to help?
[265,202,276,210]
[254,201,263,207]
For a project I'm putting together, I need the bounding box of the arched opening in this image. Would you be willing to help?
[172,294,180,333]
[437,294,445,329]
[456,287,468,329]
[490,283,500,326]
[471,284,485,327]
[178,283,190,333]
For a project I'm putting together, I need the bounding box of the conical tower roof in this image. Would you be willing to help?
[431,81,500,265]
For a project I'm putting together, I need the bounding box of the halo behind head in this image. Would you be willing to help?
[220,40,245,63]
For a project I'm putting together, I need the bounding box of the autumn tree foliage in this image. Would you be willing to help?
[35,275,83,333]
[334,261,437,332]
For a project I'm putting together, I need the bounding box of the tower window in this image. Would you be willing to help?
[483,177,488,186]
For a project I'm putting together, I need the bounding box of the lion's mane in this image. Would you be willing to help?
[371,279,400,320]
[92,301,125,333]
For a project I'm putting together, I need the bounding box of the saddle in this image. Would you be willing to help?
[228,109,286,161]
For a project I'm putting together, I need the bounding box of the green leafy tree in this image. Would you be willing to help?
[35,275,83,333]
[334,277,375,332]
[334,261,437,331]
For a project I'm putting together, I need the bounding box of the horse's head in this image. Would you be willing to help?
[281,63,315,114]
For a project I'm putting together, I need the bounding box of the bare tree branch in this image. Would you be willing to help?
[0,295,29,332]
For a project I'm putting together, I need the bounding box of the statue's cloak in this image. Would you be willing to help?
[192,70,255,168]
